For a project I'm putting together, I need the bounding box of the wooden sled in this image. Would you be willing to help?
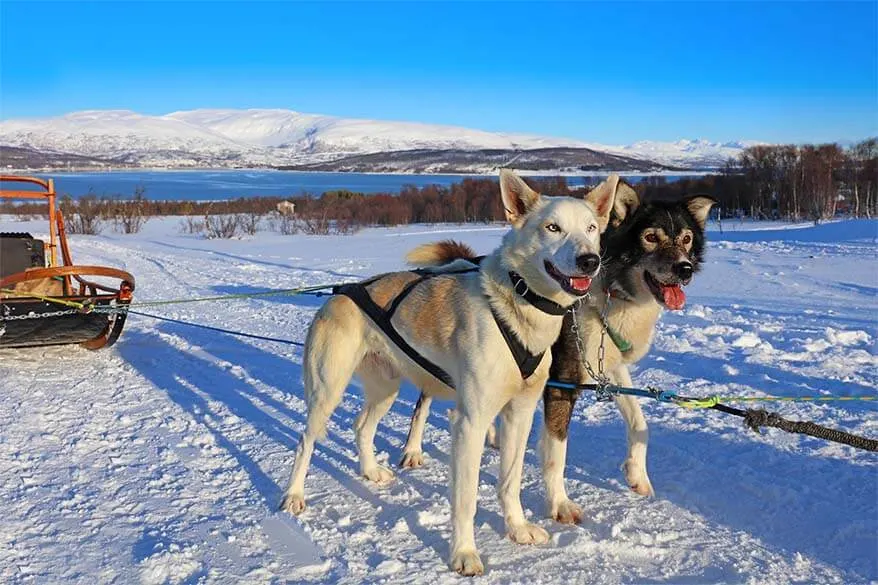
[0,176,135,349]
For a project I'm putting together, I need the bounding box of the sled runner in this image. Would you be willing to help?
[0,176,135,349]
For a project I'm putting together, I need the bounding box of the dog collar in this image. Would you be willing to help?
[508,271,571,316]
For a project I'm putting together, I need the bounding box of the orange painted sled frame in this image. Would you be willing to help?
[0,175,136,349]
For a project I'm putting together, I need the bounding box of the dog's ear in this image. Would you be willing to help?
[611,181,640,228]
[684,195,717,230]
[499,169,541,225]
[585,175,619,231]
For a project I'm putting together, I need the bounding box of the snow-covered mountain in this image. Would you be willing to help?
[0,108,754,171]
[609,139,762,169]
[167,109,598,154]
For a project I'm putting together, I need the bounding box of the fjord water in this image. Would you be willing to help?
[45,170,694,200]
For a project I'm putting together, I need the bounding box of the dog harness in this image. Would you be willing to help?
[332,264,570,390]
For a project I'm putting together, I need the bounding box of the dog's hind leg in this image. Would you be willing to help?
[355,360,400,483]
[401,396,501,468]
[613,366,654,497]
[498,389,550,545]
[540,386,582,524]
[280,297,366,515]
[400,392,431,468]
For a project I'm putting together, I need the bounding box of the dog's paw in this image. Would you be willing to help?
[279,493,306,515]
[399,450,425,468]
[507,522,550,545]
[550,499,583,525]
[622,459,654,497]
[362,464,395,484]
[450,549,484,576]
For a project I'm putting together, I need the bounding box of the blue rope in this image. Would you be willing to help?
[544,380,678,403]
[128,310,304,347]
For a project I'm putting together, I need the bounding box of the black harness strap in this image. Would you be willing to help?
[333,276,458,389]
[333,264,570,389]
[489,306,545,378]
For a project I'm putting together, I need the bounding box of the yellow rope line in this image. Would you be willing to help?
[1,282,340,310]
[127,283,336,308]
[0,287,89,310]
[675,394,876,409]
[721,395,877,402]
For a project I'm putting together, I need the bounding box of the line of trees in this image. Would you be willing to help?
[639,139,877,220]
[0,177,570,234]
[731,139,876,220]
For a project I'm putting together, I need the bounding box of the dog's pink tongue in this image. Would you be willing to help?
[662,284,686,310]
[570,276,592,293]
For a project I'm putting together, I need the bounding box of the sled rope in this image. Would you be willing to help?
[739,408,877,451]
[545,380,878,452]
[1,283,340,311]
[126,310,304,346]
[0,287,94,311]
[127,283,339,307]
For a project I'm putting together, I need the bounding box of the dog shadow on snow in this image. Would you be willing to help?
[559,399,877,582]
[117,323,505,565]
[118,317,875,581]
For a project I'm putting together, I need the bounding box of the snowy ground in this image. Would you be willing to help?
[1,217,876,584]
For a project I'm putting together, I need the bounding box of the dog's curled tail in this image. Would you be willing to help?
[406,239,478,267]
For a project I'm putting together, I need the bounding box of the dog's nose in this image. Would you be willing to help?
[674,261,693,281]
[576,253,600,274]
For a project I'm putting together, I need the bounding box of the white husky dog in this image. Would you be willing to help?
[280,169,614,575]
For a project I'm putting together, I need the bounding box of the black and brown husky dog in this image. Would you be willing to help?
[404,177,716,524]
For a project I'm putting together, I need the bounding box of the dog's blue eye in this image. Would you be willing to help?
[545,223,561,233]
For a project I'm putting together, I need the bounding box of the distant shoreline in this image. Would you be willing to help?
[3,167,716,178]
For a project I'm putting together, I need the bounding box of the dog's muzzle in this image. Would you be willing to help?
[576,253,600,275]
[673,261,693,283]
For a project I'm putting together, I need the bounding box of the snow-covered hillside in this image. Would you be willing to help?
[609,139,763,169]
[0,111,264,163]
[168,109,597,154]
[1,218,875,584]
[0,109,754,170]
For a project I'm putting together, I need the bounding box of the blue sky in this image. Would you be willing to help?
[1,1,875,144]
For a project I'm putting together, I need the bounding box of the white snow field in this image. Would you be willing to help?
[1,217,876,584]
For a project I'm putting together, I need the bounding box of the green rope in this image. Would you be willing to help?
[3,282,341,311]
[125,283,339,308]
[674,394,876,409]
[720,395,876,403]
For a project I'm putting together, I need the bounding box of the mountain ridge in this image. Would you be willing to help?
[0,108,757,171]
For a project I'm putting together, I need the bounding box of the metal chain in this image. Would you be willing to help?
[1,304,129,321]
[569,289,616,401]
[1,308,81,320]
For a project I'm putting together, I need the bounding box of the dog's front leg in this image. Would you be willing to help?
[540,386,582,524]
[498,388,550,544]
[612,366,653,497]
[449,390,492,576]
